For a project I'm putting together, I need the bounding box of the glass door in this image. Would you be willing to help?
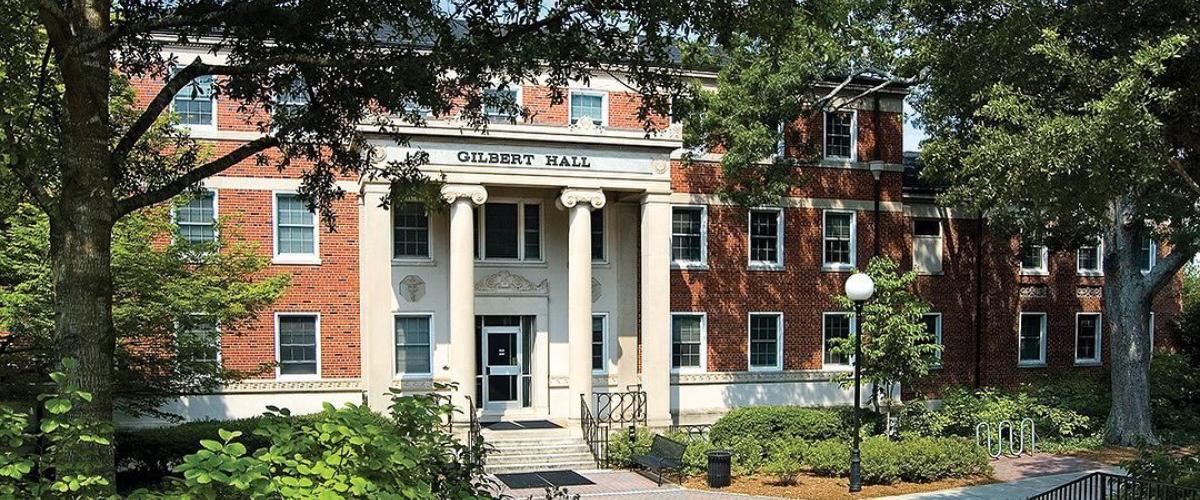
[483,326,522,408]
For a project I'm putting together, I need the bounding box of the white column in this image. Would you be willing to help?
[640,193,672,427]
[440,184,488,418]
[559,188,606,422]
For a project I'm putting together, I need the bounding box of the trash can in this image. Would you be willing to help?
[706,450,732,488]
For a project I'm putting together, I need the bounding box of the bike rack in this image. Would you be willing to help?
[975,418,1036,459]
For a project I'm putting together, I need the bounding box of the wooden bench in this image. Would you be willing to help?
[632,434,686,485]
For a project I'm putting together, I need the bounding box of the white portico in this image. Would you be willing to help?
[358,123,678,427]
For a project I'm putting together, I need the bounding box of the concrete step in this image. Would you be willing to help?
[491,444,592,456]
[486,461,600,475]
[487,451,596,466]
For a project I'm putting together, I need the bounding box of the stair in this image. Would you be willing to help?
[477,426,600,474]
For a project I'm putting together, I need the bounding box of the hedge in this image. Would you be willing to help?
[708,406,867,445]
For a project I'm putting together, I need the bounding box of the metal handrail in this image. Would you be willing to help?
[580,393,610,469]
[464,395,484,468]
[1029,471,1200,500]
[594,390,647,427]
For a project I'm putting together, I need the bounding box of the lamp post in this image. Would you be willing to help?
[844,272,875,493]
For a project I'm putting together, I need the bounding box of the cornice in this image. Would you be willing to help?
[220,379,365,394]
[671,370,844,385]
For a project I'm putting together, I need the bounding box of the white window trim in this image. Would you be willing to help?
[1018,312,1048,367]
[275,312,321,380]
[924,312,943,368]
[1077,242,1104,276]
[394,313,435,379]
[171,71,218,132]
[171,188,219,245]
[1020,245,1049,276]
[1141,238,1158,274]
[592,312,609,375]
[391,202,435,264]
[822,311,855,371]
[1074,312,1102,366]
[569,90,609,127]
[821,209,857,272]
[592,206,608,265]
[272,191,322,265]
[484,86,523,123]
[476,199,544,263]
[747,312,784,372]
[823,109,858,162]
[747,208,785,270]
[671,205,709,269]
[670,312,707,374]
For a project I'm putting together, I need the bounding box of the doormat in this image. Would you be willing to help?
[496,470,594,489]
[483,420,562,430]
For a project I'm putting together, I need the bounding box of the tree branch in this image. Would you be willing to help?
[1167,156,1200,198]
[1144,242,1192,295]
[117,135,278,215]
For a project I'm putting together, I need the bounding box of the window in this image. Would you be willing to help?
[477,202,541,261]
[823,210,856,270]
[172,72,215,128]
[592,314,607,373]
[921,313,943,367]
[274,193,318,262]
[824,110,856,160]
[1020,244,1048,275]
[748,313,783,371]
[484,88,519,122]
[175,190,217,244]
[671,206,707,267]
[1018,313,1047,366]
[1075,313,1102,365]
[591,208,605,261]
[1141,238,1157,272]
[393,203,430,259]
[671,313,705,371]
[277,314,319,377]
[1078,241,1103,275]
[395,315,432,376]
[178,316,220,368]
[570,92,605,126]
[823,312,853,368]
[913,219,943,275]
[275,80,308,119]
[749,209,784,268]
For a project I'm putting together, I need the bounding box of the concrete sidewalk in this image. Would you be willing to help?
[878,468,1120,500]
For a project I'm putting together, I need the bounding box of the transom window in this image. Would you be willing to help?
[275,194,317,260]
[393,202,430,259]
[173,72,215,127]
[823,210,856,269]
[748,313,783,371]
[395,315,432,375]
[1078,241,1102,275]
[749,209,783,268]
[277,314,319,377]
[824,110,855,159]
[671,313,705,371]
[484,88,519,122]
[823,312,853,368]
[591,208,605,261]
[570,92,605,126]
[1141,238,1157,272]
[921,313,943,367]
[592,314,607,373]
[1018,312,1047,366]
[475,202,541,261]
[671,207,707,266]
[1020,244,1048,274]
[175,190,217,244]
[1075,313,1102,365]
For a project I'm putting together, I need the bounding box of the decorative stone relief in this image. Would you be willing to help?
[650,158,670,174]
[1019,285,1049,298]
[592,278,602,303]
[568,118,606,135]
[661,122,684,140]
[1077,286,1103,298]
[475,270,549,295]
[439,183,489,205]
[557,187,607,210]
[399,275,426,302]
[222,379,364,394]
[671,370,837,385]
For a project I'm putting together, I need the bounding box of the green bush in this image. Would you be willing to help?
[804,436,990,485]
[937,387,1091,439]
[708,406,851,445]
[1122,446,1200,489]
[725,435,765,476]
[1150,353,1200,442]
[761,439,807,485]
[605,427,655,469]
[804,439,850,477]
[680,437,716,476]
[116,416,280,490]
[898,401,951,437]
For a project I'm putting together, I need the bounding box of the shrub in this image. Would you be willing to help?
[898,401,951,437]
[1122,446,1200,489]
[708,406,849,445]
[937,387,1091,439]
[761,439,807,485]
[860,437,902,484]
[116,416,279,490]
[804,439,850,477]
[804,436,990,485]
[605,427,654,469]
[724,435,765,476]
[680,437,716,476]
[1150,353,1200,442]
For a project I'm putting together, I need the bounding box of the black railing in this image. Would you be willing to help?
[1029,472,1200,500]
[464,395,485,468]
[669,424,711,441]
[580,394,610,469]
[594,390,647,427]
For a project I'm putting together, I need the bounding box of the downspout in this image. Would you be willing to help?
[973,210,985,388]
[872,95,883,258]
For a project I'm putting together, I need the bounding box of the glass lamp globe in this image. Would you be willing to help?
[845,273,875,303]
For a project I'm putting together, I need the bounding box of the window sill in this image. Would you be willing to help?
[672,262,709,271]
[277,374,322,381]
[273,256,322,266]
[1074,360,1102,367]
[476,260,547,268]
[748,262,785,271]
[916,271,944,276]
[175,123,217,133]
[821,264,855,273]
[820,158,857,168]
[748,366,783,372]
[1077,271,1103,277]
[1017,362,1047,368]
[592,260,611,269]
[1020,270,1049,276]
[393,258,437,267]
[394,374,433,380]
[671,367,706,374]
[822,364,854,372]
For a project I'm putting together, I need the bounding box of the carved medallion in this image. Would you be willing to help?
[1076,286,1102,298]
[1019,285,1048,298]
[399,275,426,302]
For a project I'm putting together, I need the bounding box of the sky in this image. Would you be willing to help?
[903,101,926,152]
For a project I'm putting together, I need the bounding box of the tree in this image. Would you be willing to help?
[0,202,289,420]
[831,257,940,417]
[902,0,1200,444]
[0,0,717,483]
[681,0,911,207]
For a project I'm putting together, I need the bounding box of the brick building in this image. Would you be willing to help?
[119,41,1182,427]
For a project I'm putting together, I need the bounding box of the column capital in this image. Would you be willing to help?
[557,187,606,211]
[440,184,488,206]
